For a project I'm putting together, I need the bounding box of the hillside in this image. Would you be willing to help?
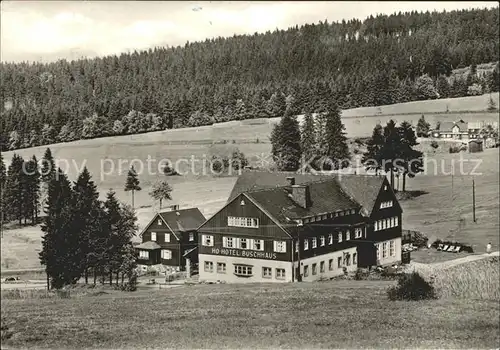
[1,7,499,151]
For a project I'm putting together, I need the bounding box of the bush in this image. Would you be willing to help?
[449,145,461,153]
[430,141,439,149]
[387,272,437,301]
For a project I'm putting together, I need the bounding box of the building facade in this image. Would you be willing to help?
[197,172,403,284]
[136,206,205,272]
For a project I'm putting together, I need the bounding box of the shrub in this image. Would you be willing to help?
[387,272,437,301]
[449,145,461,153]
[430,141,439,149]
[354,138,364,145]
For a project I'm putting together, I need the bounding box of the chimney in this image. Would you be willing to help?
[286,176,296,186]
[292,184,311,208]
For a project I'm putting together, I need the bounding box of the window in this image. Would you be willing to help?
[263,267,272,278]
[374,221,379,231]
[276,268,285,280]
[274,241,287,253]
[228,216,259,228]
[395,216,399,227]
[380,201,394,209]
[320,236,325,246]
[329,259,334,271]
[320,261,325,273]
[204,261,214,272]
[303,265,309,277]
[337,257,342,268]
[158,219,162,225]
[328,234,333,245]
[240,238,248,249]
[217,262,226,273]
[345,254,351,266]
[382,242,388,258]
[376,244,381,261]
[390,240,395,257]
[351,209,356,214]
[346,230,351,241]
[164,233,170,243]
[304,239,309,250]
[223,237,233,248]
[353,253,357,264]
[338,232,343,243]
[161,249,172,260]
[355,228,363,238]
[384,185,388,191]
[189,232,194,241]
[312,237,317,248]
[295,241,299,252]
[234,265,253,276]
[139,250,149,259]
[151,232,157,241]
[202,235,214,246]
[254,239,264,251]
[312,263,317,275]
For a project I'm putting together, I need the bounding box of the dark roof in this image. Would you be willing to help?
[438,121,468,133]
[135,241,161,250]
[159,208,206,235]
[229,171,388,218]
[183,246,198,258]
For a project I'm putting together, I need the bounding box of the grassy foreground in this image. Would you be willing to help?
[2,279,499,349]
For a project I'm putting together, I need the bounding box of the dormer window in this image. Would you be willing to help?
[158,219,162,225]
[240,200,245,206]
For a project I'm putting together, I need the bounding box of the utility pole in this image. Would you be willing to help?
[472,177,476,223]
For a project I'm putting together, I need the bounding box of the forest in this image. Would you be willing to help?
[0,7,499,151]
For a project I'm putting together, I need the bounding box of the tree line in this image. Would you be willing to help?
[1,7,499,151]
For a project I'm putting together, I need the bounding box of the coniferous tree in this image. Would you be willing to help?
[300,109,317,170]
[416,115,431,137]
[104,189,123,285]
[124,166,141,208]
[72,167,100,284]
[117,203,138,288]
[40,148,56,211]
[362,124,385,175]
[0,154,6,236]
[322,101,350,170]
[380,120,401,189]
[23,156,41,224]
[396,121,424,191]
[4,154,25,225]
[270,109,302,171]
[39,168,79,289]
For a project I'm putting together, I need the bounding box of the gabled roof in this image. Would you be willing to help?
[139,208,206,239]
[438,121,468,133]
[228,171,387,218]
[135,241,161,250]
[159,208,206,235]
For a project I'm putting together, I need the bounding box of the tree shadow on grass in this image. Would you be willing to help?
[396,190,429,201]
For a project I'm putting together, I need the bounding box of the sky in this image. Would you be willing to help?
[1,1,498,63]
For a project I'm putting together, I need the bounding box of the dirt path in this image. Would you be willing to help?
[405,251,499,273]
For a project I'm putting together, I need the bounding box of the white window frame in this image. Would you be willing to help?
[204,261,214,272]
[295,241,299,252]
[329,259,333,271]
[227,216,259,228]
[189,232,194,241]
[202,234,214,247]
[390,240,395,257]
[161,249,172,260]
[223,236,233,248]
[355,228,363,238]
[395,216,399,227]
[254,239,264,251]
[382,242,388,258]
[353,252,357,264]
[320,261,325,273]
[320,236,325,246]
[263,267,272,278]
[240,238,249,249]
[312,263,317,275]
[234,265,253,276]
[274,240,286,253]
[328,234,333,245]
[338,232,343,243]
[376,244,381,261]
[139,250,149,259]
[158,219,163,225]
[151,232,157,241]
[217,262,226,273]
[312,237,317,249]
[303,265,309,277]
[304,239,309,250]
[276,268,285,280]
[164,233,170,243]
[337,257,342,268]
[346,230,351,241]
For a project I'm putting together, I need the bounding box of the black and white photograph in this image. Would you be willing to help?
[1,1,499,348]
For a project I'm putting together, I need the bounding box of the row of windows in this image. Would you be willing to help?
[300,228,364,251]
[150,232,194,242]
[203,235,287,253]
[303,253,357,277]
[375,240,396,260]
[299,209,357,225]
[138,249,173,260]
[374,217,399,231]
[204,262,285,279]
[380,200,394,209]
[228,216,259,228]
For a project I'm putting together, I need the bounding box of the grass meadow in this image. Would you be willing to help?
[1,93,499,270]
[2,278,500,349]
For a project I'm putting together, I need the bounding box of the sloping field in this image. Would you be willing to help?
[1,280,499,349]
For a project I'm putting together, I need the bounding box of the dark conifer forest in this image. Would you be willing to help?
[1,8,499,151]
